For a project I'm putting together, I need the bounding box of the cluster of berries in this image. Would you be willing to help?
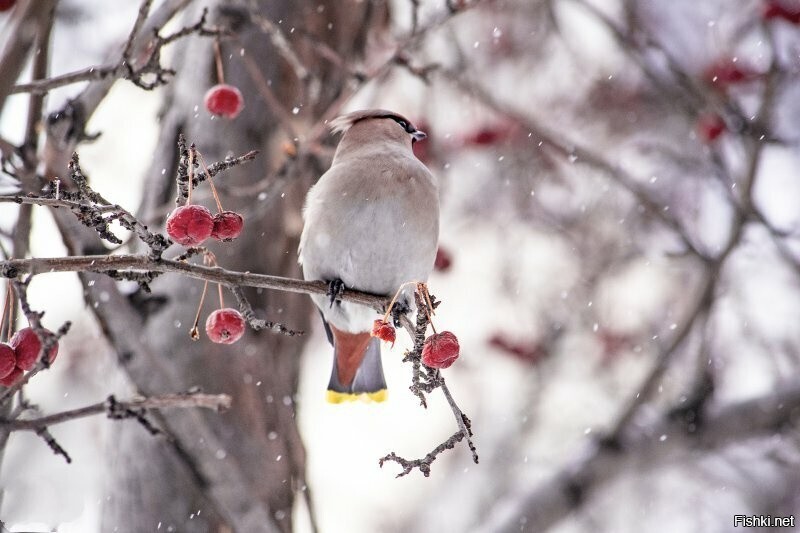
[0,328,58,387]
[368,284,461,369]
[167,205,243,247]
[372,318,460,369]
[165,142,247,344]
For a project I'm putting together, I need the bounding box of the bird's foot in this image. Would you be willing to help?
[390,300,411,327]
[327,278,345,307]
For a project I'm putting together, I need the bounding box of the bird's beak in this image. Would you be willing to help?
[411,130,427,142]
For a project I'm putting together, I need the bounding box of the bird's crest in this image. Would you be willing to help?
[328,109,413,135]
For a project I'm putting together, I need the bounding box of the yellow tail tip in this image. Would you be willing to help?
[326,389,388,404]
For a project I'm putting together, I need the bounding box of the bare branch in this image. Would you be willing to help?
[10,4,222,95]
[380,292,478,477]
[2,393,232,431]
[230,285,303,336]
[439,68,706,259]
[0,253,388,311]
[0,0,55,109]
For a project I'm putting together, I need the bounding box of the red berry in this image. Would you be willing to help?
[696,113,726,143]
[488,334,545,364]
[205,308,246,344]
[702,59,760,88]
[598,331,632,360]
[762,1,800,23]
[10,327,59,371]
[204,84,244,119]
[434,247,453,273]
[469,127,506,146]
[211,211,244,241]
[370,319,396,346]
[0,343,16,379]
[0,367,23,387]
[421,331,460,369]
[0,0,16,12]
[166,205,214,246]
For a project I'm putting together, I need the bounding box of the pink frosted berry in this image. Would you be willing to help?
[0,367,23,387]
[166,205,214,246]
[204,84,244,119]
[421,331,460,369]
[0,343,16,379]
[10,327,59,371]
[205,308,246,344]
[211,211,244,241]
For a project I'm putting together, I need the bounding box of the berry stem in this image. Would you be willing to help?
[213,38,225,85]
[217,283,225,308]
[196,151,224,213]
[190,280,209,340]
[416,282,437,334]
[0,283,11,342]
[187,145,196,205]
[382,280,420,323]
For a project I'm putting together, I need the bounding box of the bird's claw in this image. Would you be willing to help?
[390,300,411,327]
[327,278,345,307]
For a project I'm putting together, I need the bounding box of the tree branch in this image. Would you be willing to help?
[380,292,478,477]
[2,392,231,431]
[0,253,389,311]
[10,3,222,94]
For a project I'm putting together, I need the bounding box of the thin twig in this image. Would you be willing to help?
[230,285,304,336]
[380,291,478,477]
[11,3,221,94]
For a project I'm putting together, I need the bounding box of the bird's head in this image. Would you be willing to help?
[329,109,427,153]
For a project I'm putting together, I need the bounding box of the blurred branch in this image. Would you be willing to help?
[440,68,706,258]
[605,271,714,439]
[477,27,782,527]
[606,42,775,449]
[477,380,800,533]
[566,0,768,142]
[0,0,55,110]
[245,5,310,86]
[236,38,301,140]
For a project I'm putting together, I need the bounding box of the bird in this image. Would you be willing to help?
[298,109,439,403]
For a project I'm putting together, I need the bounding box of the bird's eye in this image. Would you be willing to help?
[397,120,408,130]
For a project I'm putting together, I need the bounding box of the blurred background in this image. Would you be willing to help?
[1,0,800,532]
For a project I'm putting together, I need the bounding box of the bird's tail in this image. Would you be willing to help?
[327,327,387,403]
